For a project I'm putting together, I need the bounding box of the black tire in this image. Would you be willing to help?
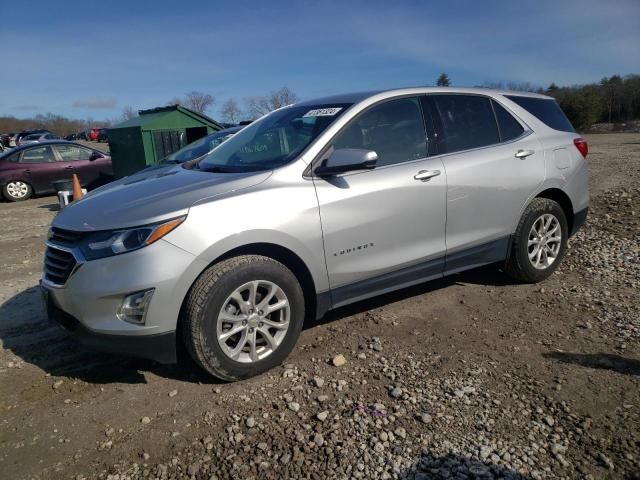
[181,255,305,381]
[3,181,33,202]
[505,197,568,283]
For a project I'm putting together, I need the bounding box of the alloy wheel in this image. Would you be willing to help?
[216,280,290,363]
[527,213,562,270]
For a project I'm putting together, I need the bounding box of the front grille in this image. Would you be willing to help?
[44,245,77,286]
[49,227,86,247]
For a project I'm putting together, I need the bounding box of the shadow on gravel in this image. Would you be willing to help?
[38,202,60,212]
[0,286,220,385]
[544,351,640,376]
[308,264,513,329]
[399,452,529,479]
[2,264,512,385]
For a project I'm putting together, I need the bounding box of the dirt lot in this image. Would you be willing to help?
[0,134,638,480]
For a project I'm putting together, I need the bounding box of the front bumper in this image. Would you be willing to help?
[43,287,176,363]
[41,238,198,363]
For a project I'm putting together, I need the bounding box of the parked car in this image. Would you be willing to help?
[77,131,88,141]
[97,128,109,143]
[41,88,588,381]
[1,133,15,149]
[16,129,52,145]
[0,141,112,201]
[65,133,78,141]
[161,126,243,164]
[87,128,102,141]
[19,132,61,145]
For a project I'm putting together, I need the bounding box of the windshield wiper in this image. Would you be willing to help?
[197,164,239,173]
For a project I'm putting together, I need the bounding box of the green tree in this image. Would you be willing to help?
[436,73,451,87]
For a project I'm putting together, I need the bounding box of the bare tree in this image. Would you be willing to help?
[268,86,297,109]
[220,99,242,124]
[185,91,215,114]
[244,87,298,119]
[168,91,215,114]
[121,106,137,121]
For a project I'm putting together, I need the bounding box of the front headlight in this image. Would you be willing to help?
[78,216,185,260]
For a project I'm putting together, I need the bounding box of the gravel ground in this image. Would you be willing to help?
[0,134,638,480]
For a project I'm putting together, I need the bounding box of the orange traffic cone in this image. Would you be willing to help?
[72,174,84,201]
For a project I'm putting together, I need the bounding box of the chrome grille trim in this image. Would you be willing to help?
[42,242,84,288]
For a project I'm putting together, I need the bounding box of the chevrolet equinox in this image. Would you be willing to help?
[41,88,589,381]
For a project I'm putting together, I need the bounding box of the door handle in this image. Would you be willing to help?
[24,169,31,174]
[515,149,535,159]
[65,165,74,169]
[414,169,441,181]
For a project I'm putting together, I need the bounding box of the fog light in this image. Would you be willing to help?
[118,289,154,325]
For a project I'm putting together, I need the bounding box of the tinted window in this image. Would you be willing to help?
[55,144,93,161]
[20,147,55,164]
[432,95,499,154]
[3,151,20,163]
[505,95,574,133]
[492,100,525,142]
[332,97,427,166]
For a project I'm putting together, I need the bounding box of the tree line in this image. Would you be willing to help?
[167,87,298,125]
[0,86,298,136]
[440,73,640,131]
[2,76,639,136]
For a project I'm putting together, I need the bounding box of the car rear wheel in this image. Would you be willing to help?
[505,197,568,283]
[181,255,305,381]
[3,181,33,201]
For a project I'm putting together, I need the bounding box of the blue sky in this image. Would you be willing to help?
[1,0,638,120]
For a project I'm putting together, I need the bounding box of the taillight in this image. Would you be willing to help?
[573,137,588,158]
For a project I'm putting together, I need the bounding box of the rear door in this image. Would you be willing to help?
[313,96,447,307]
[426,94,545,271]
[17,146,59,192]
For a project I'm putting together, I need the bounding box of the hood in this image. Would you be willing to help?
[53,165,271,231]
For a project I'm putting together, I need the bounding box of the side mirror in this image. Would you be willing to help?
[89,151,102,161]
[314,148,378,177]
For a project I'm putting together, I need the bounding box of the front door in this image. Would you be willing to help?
[313,96,447,307]
[52,144,99,185]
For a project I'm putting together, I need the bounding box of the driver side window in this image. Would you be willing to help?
[332,97,428,167]
[55,145,93,161]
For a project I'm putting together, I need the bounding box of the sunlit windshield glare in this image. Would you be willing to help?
[198,104,351,172]
[163,132,234,163]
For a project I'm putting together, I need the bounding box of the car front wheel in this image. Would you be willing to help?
[181,255,305,381]
[3,181,33,201]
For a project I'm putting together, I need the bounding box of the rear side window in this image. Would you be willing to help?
[492,100,525,142]
[20,147,55,164]
[505,95,574,133]
[431,95,500,154]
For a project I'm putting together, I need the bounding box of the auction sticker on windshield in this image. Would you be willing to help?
[303,107,342,117]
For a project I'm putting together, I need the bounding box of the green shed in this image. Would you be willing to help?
[108,105,222,178]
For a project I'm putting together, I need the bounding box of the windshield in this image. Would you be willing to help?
[198,103,351,172]
[163,131,236,164]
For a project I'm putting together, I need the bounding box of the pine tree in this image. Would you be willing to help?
[436,73,451,87]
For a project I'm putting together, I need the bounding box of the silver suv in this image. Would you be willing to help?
[41,88,588,380]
